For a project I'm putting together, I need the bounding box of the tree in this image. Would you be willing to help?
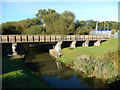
[42,11,75,35]
[2,22,23,34]
[74,20,94,35]
[75,25,90,35]
[42,12,60,34]
[2,9,119,35]
[57,11,75,35]
[98,22,104,29]
[23,25,46,35]
[90,21,96,29]
[24,18,41,28]
[110,21,118,30]
[18,18,41,29]
[35,9,56,24]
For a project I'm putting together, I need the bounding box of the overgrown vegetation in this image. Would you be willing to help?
[57,38,119,84]
[2,56,53,88]
[1,9,119,35]
[73,52,119,84]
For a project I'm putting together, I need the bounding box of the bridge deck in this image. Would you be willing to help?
[0,35,111,43]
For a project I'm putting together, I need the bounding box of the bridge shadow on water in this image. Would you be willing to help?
[1,39,111,88]
[2,35,114,88]
[23,44,112,88]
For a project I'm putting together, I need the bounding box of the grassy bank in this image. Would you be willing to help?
[58,38,118,64]
[2,56,53,88]
[57,38,119,84]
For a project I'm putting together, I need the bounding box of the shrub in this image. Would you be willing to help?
[73,52,119,83]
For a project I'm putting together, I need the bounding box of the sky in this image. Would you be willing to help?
[1,1,119,23]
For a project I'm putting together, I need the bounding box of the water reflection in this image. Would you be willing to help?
[41,75,88,88]
[25,45,106,88]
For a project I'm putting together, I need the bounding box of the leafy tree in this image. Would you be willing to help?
[110,21,118,30]
[23,18,41,28]
[2,9,119,35]
[2,22,23,34]
[42,11,75,35]
[74,21,86,29]
[98,22,104,29]
[35,9,56,24]
[42,12,60,34]
[58,11,75,35]
[118,22,120,30]
[90,21,96,29]
[18,18,41,29]
[23,25,46,35]
[74,20,93,35]
[75,25,90,35]
[61,11,75,21]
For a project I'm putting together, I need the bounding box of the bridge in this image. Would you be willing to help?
[0,35,111,56]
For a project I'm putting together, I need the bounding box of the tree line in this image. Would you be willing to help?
[1,9,119,35]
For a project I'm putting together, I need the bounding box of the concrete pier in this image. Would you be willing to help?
[82,40,89,47]
[70,41,76,48]
[94,40,101,46]
[54,41,62,52]
[12,43,17,56]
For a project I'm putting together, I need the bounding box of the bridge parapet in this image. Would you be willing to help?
[0,35,111,43]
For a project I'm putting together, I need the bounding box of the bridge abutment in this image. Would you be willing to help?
[12,43,17,56]
[70,41,76,48]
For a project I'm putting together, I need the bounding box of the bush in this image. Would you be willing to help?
[73,52,119,83]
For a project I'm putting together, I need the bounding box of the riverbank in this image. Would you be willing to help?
[2,56,53,88]
[57,38,119,84]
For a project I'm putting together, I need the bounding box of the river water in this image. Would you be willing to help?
[24,45,106,88]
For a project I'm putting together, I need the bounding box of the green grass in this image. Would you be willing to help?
[57,38,118,64]
[57,38,119,84]
[2,56,53,88]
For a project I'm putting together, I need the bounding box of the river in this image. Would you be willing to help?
[24,45,106,88]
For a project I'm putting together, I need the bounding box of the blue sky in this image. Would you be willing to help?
[2,2,118,23]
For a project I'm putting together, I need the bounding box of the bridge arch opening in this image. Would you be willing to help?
[89,40,97,47]
[100,40,107,43]
[61,41,72,49]
[76,41,85,47]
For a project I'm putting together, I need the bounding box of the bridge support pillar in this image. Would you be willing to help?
[54,41,62,52]
[70,41,76,48]
[12,43,17,56]
[94,40,101,46]
[82,40,89,47]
